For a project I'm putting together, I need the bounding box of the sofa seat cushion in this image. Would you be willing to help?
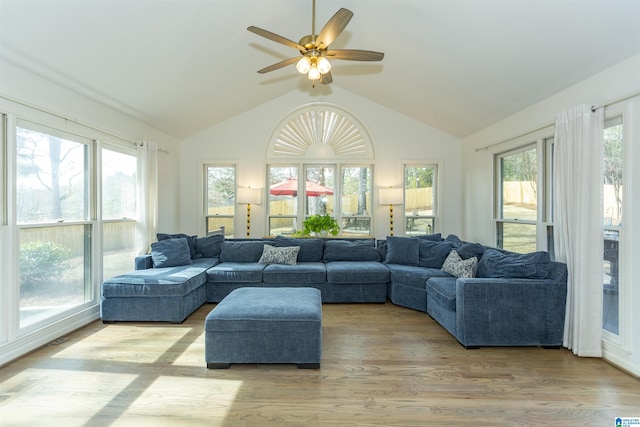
[262,262,326,284]
[386,264,451,289]
[326,261,389,284]
[206,262,266,283]
[102,258,216,297]
[426,277,458,311]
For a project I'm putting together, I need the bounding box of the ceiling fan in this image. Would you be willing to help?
[247,0,384,86]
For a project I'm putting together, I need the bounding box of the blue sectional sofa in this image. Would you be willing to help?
[100,232,567,348]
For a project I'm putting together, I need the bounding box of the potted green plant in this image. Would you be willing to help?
[302,214,340,237]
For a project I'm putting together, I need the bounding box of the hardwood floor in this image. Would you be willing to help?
[1,302,638,426]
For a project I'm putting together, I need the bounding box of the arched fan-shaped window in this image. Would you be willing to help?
[267,103,374,160]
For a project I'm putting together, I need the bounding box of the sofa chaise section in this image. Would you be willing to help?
[101,257,216,323]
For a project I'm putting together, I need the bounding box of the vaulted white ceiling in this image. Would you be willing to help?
[1,0,639,140]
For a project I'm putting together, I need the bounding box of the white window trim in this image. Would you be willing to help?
[602,103,630,355]
[402,161,441,236]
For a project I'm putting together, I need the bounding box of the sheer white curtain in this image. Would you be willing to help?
[553,105,604,357]
[136,141,158,255]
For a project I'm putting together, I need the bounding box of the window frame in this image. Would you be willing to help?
[602,107,628,348]
[266,164,299,237]
[204,163,236,237]
[267,162,375,236]
[100,142,138,281]
[14,119,97,333]
[339,164,373,237]
[402,163,439,236]
[1,114,6,226]
[494,137,554,254]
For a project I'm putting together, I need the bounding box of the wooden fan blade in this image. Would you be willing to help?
[321,71,333,84]
[325,49,384,61]
[247,26,307,52]
[315,8,353,49]
[257,57,300,74]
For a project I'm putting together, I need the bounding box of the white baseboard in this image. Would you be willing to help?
[603,340,640,378]
[0,306,100,367]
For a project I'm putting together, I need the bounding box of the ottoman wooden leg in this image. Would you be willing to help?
[297,363,320,369]
[207,362,230,369]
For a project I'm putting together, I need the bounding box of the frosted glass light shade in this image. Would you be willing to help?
[296,57,311,74]
[317,57,331,74]
[308,66,320,80]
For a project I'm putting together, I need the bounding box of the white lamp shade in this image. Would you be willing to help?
[237,187,261,205]
[379,188,403,205]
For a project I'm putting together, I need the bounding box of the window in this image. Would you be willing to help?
[267,163,373,236]
[494,138,554,254]
[1,108,145,365]
[603,116,623,335]
[267,165,299,236]
[404,165,437,236]
[1,114,6,226]
[340,166,372,236]
[16,121,93,329]
[205,165,235,237]
[305,165,335,217]
[496,145,538,252]
[102,146,137,280]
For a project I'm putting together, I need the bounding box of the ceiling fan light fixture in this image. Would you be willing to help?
[317,56,331,74]
[248,4,383,86]
[296,56,311,74]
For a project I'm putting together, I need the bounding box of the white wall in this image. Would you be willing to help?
[461,54,640,377]
[179,86,462,239]
[0,58,182,232]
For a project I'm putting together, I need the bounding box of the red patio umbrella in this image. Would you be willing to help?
[269,178,334,197]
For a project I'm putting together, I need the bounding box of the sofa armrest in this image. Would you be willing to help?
[455,278,567,347]
[135,254,154,270]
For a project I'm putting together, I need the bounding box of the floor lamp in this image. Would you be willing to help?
[237,187,261,238]
[379,188,403,236]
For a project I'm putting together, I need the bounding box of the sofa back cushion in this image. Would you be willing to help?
[323,240,380,262]
[477,248,551,279]
[157,232,197,258]
[151,238,193,268]
[385,236,419,266]
[274,236,324,262]
[414,233,443,242]
[455,242,486,260]
[195,233,225,258]
[418,240,455,268]
[220,240,272,263]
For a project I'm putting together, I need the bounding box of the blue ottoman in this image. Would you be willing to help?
[205,287,322,369]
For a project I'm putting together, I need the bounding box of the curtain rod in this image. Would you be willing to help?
[0,94,165,151]
[591,92,640,112]
[475,91,640,153]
